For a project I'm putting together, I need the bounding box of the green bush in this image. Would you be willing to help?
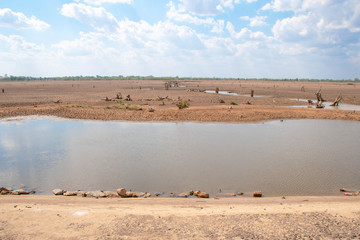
[176,99,189,109]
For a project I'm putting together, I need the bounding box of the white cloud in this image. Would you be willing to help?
[0,34,43,55]
[272,0,360,45]
[0,8,50,31]
[166,1,225,33]
[262,0,302,12]
[60,3,118,32]
[176,0,240,16]
[240,16,267,27]
[226,22,270,41]
[220,0,241,9]
[75,0,133,5]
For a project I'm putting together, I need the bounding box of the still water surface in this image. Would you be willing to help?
[0,116,359,196]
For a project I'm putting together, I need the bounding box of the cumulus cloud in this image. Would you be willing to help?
[261,0,302,12]
[0,34,43,53]
[60,3,118,32]
[271,0,360,45]
[175,0,241,16]
[75,0,133,5]
[240,16,267,27]
[0,8,50,31]
[166,1,225,33]
[226,22,269,41]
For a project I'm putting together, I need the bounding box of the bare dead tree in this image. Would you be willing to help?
[315,89,326,108]
[330,94,342,106]
[116,93,122,99]
[125,95,132,101]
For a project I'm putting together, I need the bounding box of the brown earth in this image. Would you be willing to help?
[1,80,360,239]
[0,79,359,122]
[0,195,360,239]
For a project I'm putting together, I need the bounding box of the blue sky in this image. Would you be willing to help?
[0,0,359,79]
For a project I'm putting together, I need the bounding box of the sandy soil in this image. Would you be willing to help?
[1,80,360,239]
[0,79,359,122]
[0,196,359,239]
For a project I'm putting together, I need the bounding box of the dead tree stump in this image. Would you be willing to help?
[116,93,122,99]
[315,89,326,108]
[215,87,219,94]
[330,94,342,106]
[125,95,132,101]
[251,90,254,97]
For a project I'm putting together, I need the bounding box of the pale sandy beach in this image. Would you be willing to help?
[0,195,360,239]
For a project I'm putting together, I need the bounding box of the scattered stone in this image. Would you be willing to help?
[76,191,87,197]
[189,190,194,196]
[103,191,119,198]
[253,191,262,197]
[12,189,31,195]
[197,192,210,198]
[126,192,138,198]
[154,192,161,197]
[0,187,12,195]
[178,193,188,198]
[194,190,201,196]
[63,191,77,196]
[144,192,151,198]
[52,189,64,195]
[237,192,244,196]
[136,192,146,197]
[117,188,127,197]
[86,191,106,198]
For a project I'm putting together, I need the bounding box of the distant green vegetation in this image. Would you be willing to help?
[0,75,359,82]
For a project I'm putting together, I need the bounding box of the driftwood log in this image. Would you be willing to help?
[157,96,168,101]
[330,94,342,106]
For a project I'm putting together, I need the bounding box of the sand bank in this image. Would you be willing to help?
[0,195,359,239]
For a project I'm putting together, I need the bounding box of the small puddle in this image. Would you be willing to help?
[204,90,269,98]
[288,98,360,111]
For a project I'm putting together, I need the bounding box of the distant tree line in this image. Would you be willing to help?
[0,75,359,82]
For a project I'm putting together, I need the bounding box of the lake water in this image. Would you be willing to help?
[1,116,359,197]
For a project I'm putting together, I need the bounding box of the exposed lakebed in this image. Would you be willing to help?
[0,116,359,197]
